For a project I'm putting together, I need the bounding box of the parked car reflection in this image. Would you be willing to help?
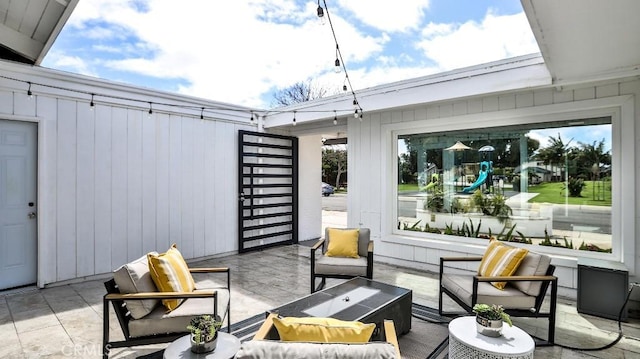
[322,182,334,196]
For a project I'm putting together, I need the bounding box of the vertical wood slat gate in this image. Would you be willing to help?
[238,130,298,253]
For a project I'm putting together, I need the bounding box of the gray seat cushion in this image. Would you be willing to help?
[442,274,536,310]
[315,256,368,276]
[128,287,229,338]
[235,340,397,359]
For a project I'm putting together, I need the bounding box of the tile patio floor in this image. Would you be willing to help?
[2,241,640,358]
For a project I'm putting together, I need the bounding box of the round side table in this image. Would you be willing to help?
[448,316,534,359]
[163,332,241,359]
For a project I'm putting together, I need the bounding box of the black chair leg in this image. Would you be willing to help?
[314,278,326,293]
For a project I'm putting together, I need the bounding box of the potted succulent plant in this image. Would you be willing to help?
[187,314,222,353]
[472,304,512,337]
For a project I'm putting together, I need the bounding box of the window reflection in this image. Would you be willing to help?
[397,118,612,253]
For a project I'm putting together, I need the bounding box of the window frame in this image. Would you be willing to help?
[382,95,634,269]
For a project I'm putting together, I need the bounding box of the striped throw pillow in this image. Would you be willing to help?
[148,244,196,312]
[478,240,528,290]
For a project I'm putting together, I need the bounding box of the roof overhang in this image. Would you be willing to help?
[0,0,78,65]
[522,0,640,85]
[264,54,551,128]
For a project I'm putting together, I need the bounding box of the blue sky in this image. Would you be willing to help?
[43,0,538,109]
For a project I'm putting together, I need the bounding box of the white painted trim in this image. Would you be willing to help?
[381,95,635,275]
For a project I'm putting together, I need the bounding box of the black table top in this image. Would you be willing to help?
[270,277,411,321]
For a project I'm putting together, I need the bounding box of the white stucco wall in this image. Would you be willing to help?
[346,78,639,299]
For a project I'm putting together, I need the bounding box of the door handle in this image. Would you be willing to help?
[28,212,37,219]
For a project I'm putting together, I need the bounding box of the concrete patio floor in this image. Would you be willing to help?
[2,239,640,358]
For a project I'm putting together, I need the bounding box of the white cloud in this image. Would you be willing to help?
[415,11,539,71]
[60,0,387,107]
[49,1,541,108]
[337,0,430,33]
[44,52,97,77]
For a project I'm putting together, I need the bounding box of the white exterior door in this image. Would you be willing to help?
[0,120,37,290]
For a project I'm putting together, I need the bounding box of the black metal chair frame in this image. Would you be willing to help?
[103,267,230,359]
[310,237,373,293]
[438,256,557,346]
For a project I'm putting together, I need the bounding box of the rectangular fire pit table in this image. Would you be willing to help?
[269,277,412,336]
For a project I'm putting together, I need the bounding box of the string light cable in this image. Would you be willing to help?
[0,74,359,123]
[319,0,364,117]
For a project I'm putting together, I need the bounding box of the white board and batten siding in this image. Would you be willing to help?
[0,67,254,287]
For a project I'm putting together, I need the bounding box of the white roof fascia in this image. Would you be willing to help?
[264,54,551,128]
[35,0,80,65]
[0,59,258,122]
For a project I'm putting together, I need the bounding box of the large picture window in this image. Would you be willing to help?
[397,117,612,253]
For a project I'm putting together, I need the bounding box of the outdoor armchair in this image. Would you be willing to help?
[310,227,373,293]
[103,257,230,359]
[438,247,557,345]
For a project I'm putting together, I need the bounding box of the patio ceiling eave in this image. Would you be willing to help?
[263,54,552,129]
[522,0,640,85]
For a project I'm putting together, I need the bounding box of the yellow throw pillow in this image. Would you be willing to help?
[147,244,196,312]
[325,228,360,258]
[272,316,375,343]
[478,240,529,290]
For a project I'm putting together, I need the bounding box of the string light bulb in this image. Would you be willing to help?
[334,45,341,73]
[333,111,338,125]
[292,111,297,126]
[27,82,33,99]
[148,102,153,118]
[89,93,95,109]
[316,0,325,25]
[250,111,254,123]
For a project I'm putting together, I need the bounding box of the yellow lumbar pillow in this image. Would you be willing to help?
[325,228,360,258]
[272,316,375,343]
[478,240,528,290]
[148,243,196,311]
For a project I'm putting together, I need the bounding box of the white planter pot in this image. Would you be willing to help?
[475,315,503,337]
